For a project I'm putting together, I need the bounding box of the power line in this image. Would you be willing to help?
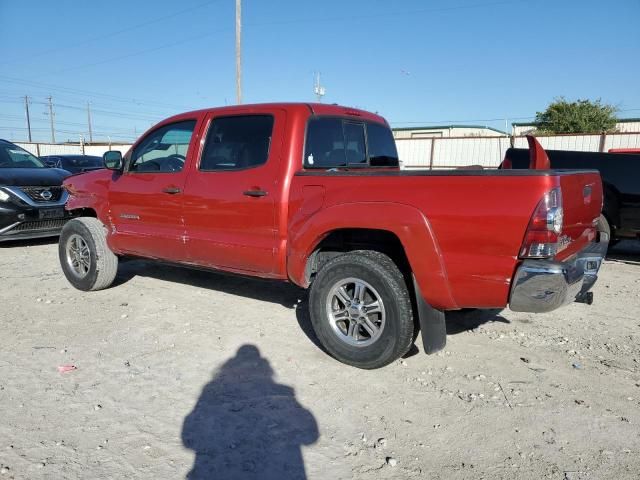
[7,1,526,82]
[0,125,137,141]
[0,75,191,110]
[40,30,228,78]
[1,0,222,66]
[0,112,143,132]
[14,99,163,121]
[245,0,525,28]
[0,91,175,120]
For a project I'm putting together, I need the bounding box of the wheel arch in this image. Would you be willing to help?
[67,207,98,218]
[287,202,457,309]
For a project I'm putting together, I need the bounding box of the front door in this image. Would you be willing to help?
[108,119,197,262]
[182,111,285,274]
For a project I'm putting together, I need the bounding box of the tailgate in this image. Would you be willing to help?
[557,171,602,260]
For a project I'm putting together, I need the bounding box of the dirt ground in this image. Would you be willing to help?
[0,239,639,480]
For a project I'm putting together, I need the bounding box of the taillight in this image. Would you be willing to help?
[520,188,564,258]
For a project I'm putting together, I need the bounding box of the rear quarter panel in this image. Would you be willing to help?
[289,171,558,309]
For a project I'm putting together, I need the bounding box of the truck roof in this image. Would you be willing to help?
[160,102,389,126]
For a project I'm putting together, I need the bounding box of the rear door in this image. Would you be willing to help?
[182,110,285,274]
[108,120,197,261]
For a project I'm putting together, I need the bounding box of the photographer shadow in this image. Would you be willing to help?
[182,345,318,480]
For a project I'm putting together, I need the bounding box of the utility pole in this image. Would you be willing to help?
[47,96,55,143]
[24,96,32,142]
[87,102,93,143]
[235,0,242,104]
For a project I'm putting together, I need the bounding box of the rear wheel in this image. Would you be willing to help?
[59,217,118,291]
[596,214,617,248]
[309,250,414,369]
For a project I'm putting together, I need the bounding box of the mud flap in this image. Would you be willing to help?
[412,275,446,354]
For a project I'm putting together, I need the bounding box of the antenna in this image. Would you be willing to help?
[313,72,326,102]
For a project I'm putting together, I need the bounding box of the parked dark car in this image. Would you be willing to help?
[504,148,640,244]
[0,139,76,242]
[40,154,103,174]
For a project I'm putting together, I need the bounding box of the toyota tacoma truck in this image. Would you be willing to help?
[59,103,607,369]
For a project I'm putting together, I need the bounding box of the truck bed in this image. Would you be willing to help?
[288,168,602,310]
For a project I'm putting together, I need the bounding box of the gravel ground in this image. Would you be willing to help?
[0,239,639,479]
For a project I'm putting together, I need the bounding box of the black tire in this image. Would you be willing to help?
[59,217,118,291]
[309,250,414,369]
[596,214,618,248]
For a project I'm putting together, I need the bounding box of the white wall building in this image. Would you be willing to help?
[392,125,507,139]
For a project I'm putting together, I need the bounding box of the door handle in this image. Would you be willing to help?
[162,186,182,194]
[243,189,268,197]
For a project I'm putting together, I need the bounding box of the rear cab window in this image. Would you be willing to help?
[304,117,398,169]
[199,115,274,171]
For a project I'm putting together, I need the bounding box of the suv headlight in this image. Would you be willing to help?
[0,189,10,202]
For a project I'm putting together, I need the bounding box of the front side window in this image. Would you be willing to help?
[200,115,274,171]
[130,120,196,173]
[304,117,398,168]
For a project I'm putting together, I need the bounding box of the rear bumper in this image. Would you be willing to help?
[509,235,608,313]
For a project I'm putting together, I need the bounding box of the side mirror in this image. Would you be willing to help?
[103,150,123,171]
[43,159,57,168]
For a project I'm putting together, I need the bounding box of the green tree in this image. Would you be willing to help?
[534,98,618,134]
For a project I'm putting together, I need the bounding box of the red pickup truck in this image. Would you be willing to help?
[60,103,607,369]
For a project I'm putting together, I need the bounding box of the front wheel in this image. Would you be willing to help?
[59,217,118,291]
[309,250,414,369]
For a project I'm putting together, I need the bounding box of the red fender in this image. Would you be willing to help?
[287,201,458,310]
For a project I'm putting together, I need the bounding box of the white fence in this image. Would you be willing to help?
[397,132,640,169]
[15,142,133,158]
[11,131,640,169]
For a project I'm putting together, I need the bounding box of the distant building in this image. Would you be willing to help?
[511,117,640,136]
[392,125,507,139]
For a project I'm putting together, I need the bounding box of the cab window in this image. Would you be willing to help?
[304,117,399,168]
[200,115,274,171]
[129,120,196,173]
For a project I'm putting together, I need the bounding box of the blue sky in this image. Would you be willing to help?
[0,0,638,142]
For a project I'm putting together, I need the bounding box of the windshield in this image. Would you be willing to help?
[0,142,45,168]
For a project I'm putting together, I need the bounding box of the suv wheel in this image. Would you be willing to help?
[309,250,414,369]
